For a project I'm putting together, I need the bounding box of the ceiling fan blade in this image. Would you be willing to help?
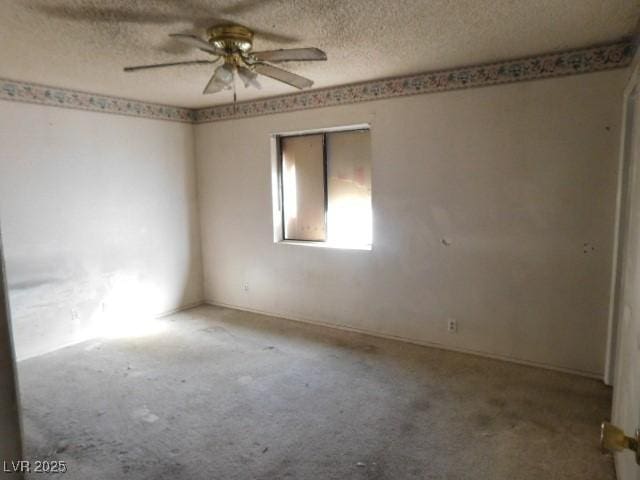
[169,34,225,55]
[124,60,217,72]
[204,63,235,94]
[253,63,314,89]
[250,28,299,44]
[32,4,185,24]
[33,4,299,43]
[251,48,327,62]
[237,66,262,89]
[218,0,278,15]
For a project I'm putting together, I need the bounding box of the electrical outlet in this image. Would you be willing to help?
[447,319,457,333]
[242,282,249,292]
[71,309,79,321]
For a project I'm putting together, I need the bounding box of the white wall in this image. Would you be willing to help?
[0,102,203,360]
[196,69,627,378]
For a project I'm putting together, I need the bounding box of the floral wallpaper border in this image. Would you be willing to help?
[0,41,634,124]
[0,79,195,123]
[194,40,635,123]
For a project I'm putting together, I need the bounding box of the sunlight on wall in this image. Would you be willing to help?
[89,273,167,339]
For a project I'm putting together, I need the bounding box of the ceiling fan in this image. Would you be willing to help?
[124,24,327,95]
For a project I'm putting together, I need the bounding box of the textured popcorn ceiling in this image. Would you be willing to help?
[0,0,638,108]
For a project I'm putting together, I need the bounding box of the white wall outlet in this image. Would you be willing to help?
[447,319,457,333]
[242,282,249,292]
[71,309,79,321]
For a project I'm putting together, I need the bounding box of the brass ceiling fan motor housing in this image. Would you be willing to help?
[207,25,254,54]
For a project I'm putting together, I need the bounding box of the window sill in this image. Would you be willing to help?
[277,240,372,251]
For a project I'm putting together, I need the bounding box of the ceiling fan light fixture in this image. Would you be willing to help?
[216,62,235,84]
[203,62,235,94]
[237,66,261,89]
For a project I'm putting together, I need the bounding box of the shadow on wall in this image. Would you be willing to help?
[0,228,22,465]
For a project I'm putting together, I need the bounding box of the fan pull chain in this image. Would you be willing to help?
[233,77,237,114]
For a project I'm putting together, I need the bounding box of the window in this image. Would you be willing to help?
[274,127,372,249]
